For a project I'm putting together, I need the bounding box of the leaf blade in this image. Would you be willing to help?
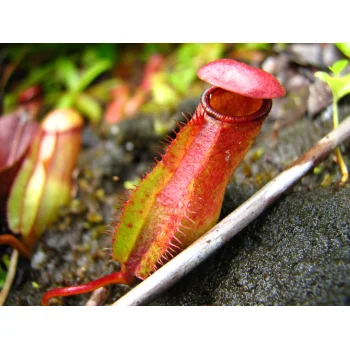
[76,60,112,93]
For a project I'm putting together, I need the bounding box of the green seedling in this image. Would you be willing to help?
[315,59,350,182]
[335,43,350,58]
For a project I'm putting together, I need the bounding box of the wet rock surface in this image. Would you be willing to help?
[152,184,350,306]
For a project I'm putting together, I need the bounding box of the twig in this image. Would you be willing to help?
[112,115,350,306]
[0,249,19,306]
[85,287,110,306]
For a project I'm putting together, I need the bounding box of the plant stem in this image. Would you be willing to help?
[333,99,348,182]
[42,268,134,306]
[0,235,31,257]
[0,249,19,306]
[333,98,339,128]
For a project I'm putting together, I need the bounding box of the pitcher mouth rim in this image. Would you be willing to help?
[201,86,272,123]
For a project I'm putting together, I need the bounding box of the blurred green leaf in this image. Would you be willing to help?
[0,47,28,92]
[0,254,10,288]
[168,43,224,94]
[82,44,118,67]
[335,43,350,58]
[76,60,112,92]
[151,74,178,107]
[140,43,172,61]
[168,67,197,94]
[315,68,350,102]
[87,78,121,101]
[175,43,200,64]
[314,71,330,82]
[56,92,75,108]
[56,58,80,91]
[16,64,53,93]
[330,75,350,101]
[75,93,102,123]
[45,90,63,106]
[3,93,17,113]
[3,62,52,112]
[235,43,271,51]
[329,59,348,76]
[95,44,118,63]
[0,267,6,288]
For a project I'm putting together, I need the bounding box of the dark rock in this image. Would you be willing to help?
[152,185,350,306]
[269,74,310,122]
[308,79,333,117]
[81,125,101,148]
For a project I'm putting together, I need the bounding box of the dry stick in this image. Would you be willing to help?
[85,287,110,306]
[113,115,350,307]
[0,249,19,306]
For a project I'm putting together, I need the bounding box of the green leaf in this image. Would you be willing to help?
[140,43,172,61]
[329,59,348,76]
[151,74,178,107]
[335,43,350,58]
[314,71,331,83]
[87,77,121,101]
[168,67,196,94]
[15,64,53,94]
[95,44,118,63]
[235,43,271,51]
[0,267,6,288]
[175,43,224,68]
[82,44,117,67]
[56,58,80,91]
[76,60,112,93]
[0,254,10,288]
[56,92,75,108]
[330,74,350,101]
[175,43,200,64]
[169,43,224,94]
[75,93,102,123]
[315,71,350,102]
[45,90,64,106]
[3,93,18,113]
